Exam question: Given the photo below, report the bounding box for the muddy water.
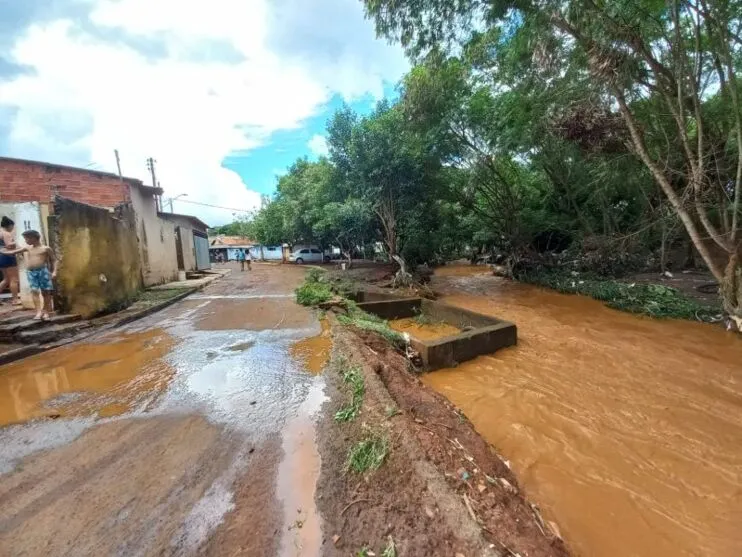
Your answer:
[290,318,332,374]
[389,318,462,341]
[425,271,742,557]
[0,329,174,426]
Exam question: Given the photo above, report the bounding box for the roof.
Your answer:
[158,212,210,230]
[0,156,146,187]
[208,235,255,247]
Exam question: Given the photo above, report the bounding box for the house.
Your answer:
[158,213,211,272]
[0,156,187,286]
[208,235,254,262]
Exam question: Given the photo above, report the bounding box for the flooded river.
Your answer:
[425,267,742,557]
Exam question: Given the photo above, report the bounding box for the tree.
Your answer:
[364,0,742,324]
[328,102,443,267]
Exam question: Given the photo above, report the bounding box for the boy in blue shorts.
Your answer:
[9,230,56,320]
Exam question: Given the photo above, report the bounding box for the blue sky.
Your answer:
[0,0,408,224]
[222,86,397,196]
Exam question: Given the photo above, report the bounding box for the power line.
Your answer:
[174,198,254,213]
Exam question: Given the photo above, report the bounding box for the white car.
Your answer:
[288,247,329,264]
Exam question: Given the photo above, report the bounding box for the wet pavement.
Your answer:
[0,263,328,556]
[426,266,742,557]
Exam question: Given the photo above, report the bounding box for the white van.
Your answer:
[288,247,328,264]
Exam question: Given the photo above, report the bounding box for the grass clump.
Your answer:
[338,303,405,348]
[295,269,333,306]
[346,432,389,473]
[382,536,397,557]
[518,270,719,320]
[335,365,365,422]
[136,288,190,304]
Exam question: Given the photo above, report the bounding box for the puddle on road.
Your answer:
[389,317,461,341]
[276,381,326,557]
[0,329,175,426]
[425,272,742,557]
[290,319,332,374]
[433,264,492,277]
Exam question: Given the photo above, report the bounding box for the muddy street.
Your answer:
[427,266,742,557]
[0,263,329,556]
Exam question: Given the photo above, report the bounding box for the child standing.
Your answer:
[10,230,56,320]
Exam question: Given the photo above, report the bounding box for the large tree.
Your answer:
[365,0,742,324]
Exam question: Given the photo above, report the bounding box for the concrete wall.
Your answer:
[0,157,136,207]
[355,294,517,371]
[129,187,178,286]
[51,196,142,318]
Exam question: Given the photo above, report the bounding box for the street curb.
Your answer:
[0,269,231,366]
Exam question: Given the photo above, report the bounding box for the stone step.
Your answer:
[0,312,38,326]
[0,314,82,342]
[17,321,92,345]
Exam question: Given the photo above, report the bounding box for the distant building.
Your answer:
[208,235,254,262]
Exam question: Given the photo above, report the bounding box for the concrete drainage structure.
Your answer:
[352,291,517,371]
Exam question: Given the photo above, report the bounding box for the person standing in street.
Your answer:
[245,248,252,271]
[238,248,246,271]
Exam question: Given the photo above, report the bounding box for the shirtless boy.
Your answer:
[11,230,56,320]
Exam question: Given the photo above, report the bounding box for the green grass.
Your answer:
[136,288,190,304]
[338,303,405,348]
[518,270,719,320]
[295,269,334,306]
[346,432,390,473]
[335,365,365,422]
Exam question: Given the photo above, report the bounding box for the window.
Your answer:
[300,249,310,254]
[267,247,276,252]
[311,249,321,254]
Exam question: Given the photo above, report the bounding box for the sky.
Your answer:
[0,0,408,225]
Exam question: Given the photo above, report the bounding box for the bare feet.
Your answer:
[33,312,43,320]
[41,312,50,321]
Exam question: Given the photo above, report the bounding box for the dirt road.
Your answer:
[0,263,328,556]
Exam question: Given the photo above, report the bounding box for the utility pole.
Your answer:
[146,157,162,211]
[114,149,123,181]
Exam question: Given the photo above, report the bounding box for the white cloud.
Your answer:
[0,0,407,225]
[307,134,329,157]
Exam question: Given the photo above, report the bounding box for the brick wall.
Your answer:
[0,158,135,207]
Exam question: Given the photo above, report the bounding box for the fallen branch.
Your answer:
[341,498,371,516]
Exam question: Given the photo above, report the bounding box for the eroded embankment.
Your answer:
[315,316,567,557]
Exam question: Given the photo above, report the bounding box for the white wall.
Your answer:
[0,202,44,308]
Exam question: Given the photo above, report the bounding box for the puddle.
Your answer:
[424,275,742,557]
[276,381,326,557]
[290,319,332,374]
[389,317,461,341]
[0,329,175,426]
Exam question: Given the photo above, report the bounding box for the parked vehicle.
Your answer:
[288,247,329,264]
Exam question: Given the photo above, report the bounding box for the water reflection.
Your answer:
[0,329,175,426]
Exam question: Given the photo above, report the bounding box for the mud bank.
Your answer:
[316,316,567,556]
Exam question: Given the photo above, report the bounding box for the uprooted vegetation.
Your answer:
[346,431,389,473]
[295,268,334,306]
[517,268,719,321]
[334,364,364,422]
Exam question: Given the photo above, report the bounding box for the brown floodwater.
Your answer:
[389,317,462,341]
[290,318,332,374]
[424,271,742,557]
[0,329,175,426]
